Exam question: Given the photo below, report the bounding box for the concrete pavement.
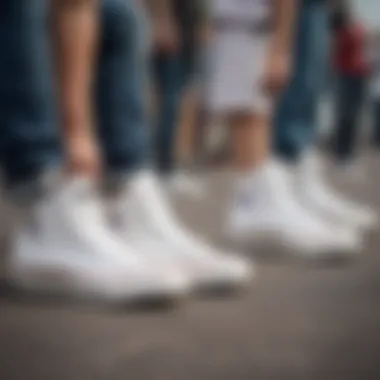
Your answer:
[0,153,380,380]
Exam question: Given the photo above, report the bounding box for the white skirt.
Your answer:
[203,30,271,115]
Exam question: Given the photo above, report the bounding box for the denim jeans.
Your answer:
[273,0,329,161]
[0,0,170,189]
[332,74,366,161]
[0,0,60,187]
[151,0,201,173]
[96,0,151,174]
[152,47,195,173]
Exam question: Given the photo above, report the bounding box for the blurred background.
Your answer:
[1,1,380,380]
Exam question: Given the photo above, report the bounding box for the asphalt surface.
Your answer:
[0,152,379,380]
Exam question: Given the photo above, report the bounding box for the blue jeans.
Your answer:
[273,0,329,161]
[332,74,366,161]
[0,0,60,187]
[152,1,199,173]
[0,0,163,189]
[152,44,197,173]
[152,52,185,173]
[96,0,151,174]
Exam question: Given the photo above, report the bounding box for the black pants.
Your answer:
[332,74,366,161]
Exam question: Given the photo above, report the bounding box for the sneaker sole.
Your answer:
[6,268,187,309]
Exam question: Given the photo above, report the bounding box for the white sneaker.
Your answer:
[109,171,253,292]
[164,172,206,199]
[228,160,361,258]
[7,177,187,303]
[298,151,378,231]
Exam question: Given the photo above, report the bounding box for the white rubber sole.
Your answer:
[7,265,188,306]
[226,224,360,262]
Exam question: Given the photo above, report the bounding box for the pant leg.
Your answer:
[273,0,329,161]
[153,51,183,173]
[96,0,151,174]
[333,75,366,161]
[180,35,199,89]
[0,0,61,187]
[373,101,380,147]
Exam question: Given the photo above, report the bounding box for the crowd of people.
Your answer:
[0,0,379,306]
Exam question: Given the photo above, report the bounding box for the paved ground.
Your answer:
[0,152,380,380]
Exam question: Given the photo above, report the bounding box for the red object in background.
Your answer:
[333,23,368,75]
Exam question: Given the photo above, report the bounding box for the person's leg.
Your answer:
[152,36,198,173]
[229,0,363,255]
[5,0,181,303]
[152,51,182,174]
[96,0,151,176]
[295,68,376,230]
[96,0,251,292]
[373,100,380,147]
[158,42,208,197]
[0,0,61,192]
[205,30,273,172]
[333,75,365,162]
[333,74,352,161]
[272,2,309,161]
[230,112,269,172]
[227,107,360,256]
[273,0,329,162]
[304,1,330,148]
[272,1,375,232]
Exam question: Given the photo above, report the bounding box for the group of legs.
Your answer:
[206,0,377,254]
[0,0,377,305]
[1,0,251,303]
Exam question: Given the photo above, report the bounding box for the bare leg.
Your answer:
[229,112,269,172]
[51,0,100,176]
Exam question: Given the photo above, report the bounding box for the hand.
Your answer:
[262,49,291,96]
[64,130,101,177]
[153,20,180,53]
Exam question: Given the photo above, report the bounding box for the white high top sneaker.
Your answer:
[7,177,186,303]
[110,171,253,292]
[228,160,361,258]
[297,151,378,231]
